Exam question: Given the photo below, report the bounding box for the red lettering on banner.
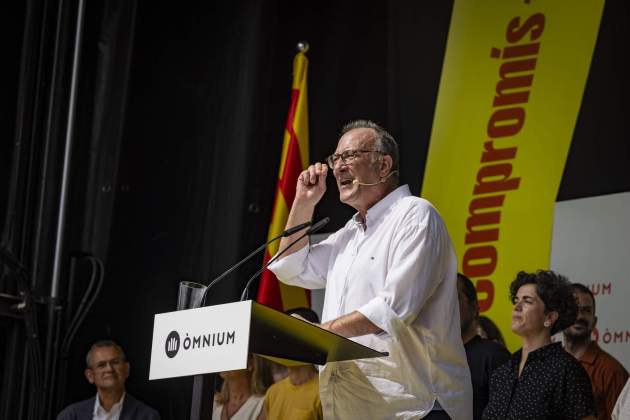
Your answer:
[481,141,518,163]
[590,283,612,295]
[493,59,536,108]
[463,13,545,312]
[473,163,521,195]
[462,246,498,277]
[465,195,505,244]
[487,107,526,138]
[594,328,630,344]
[506,14,545,43]
[476,279,495,312]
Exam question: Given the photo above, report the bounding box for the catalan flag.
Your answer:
[256,45,310,311]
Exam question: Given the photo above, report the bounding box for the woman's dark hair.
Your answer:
[509,270,578,335]
[477,315,507,348]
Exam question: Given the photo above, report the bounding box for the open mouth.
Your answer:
[339,179,354,187]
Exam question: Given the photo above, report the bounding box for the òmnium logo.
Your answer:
[165,331,180,358]
[164,329,237,359]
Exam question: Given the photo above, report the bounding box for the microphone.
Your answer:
[306,217,330,234]
[201,220,315,303]
[352,170,398,186]
[282,220,313,237]
[240,217,330,301]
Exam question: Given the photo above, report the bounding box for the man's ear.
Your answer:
[85,368,95,384]
[380,155,393,177]
[123,362,130,380]
[547,311,559,326]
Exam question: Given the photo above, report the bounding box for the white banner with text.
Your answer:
[551,192,630,370]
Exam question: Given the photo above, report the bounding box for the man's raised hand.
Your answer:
[295,162,328,207]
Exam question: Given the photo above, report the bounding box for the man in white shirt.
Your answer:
[612,379,630,420]
[269,120,472,419]
[57,340,160,420]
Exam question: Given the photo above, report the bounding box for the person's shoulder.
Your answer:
[267,377,291,393]
[124,394,160,419]
[554,346,591,379]
[595,344,629,375]
[396,195,443,224]
[399,194,433,212]
[56,397,94,420]
[488,354,514,385]
[552,343,581,365]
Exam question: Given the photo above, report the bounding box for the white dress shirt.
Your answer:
[93,392,125,420]
[612,379,630,420]
[212,395,264,420]
[270,185,472,420]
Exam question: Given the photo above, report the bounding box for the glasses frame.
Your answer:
[90,357,126,371]
[326,149,384,169]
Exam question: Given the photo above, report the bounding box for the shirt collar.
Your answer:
[511,342,563,367]
[579,341,600,365]
[528,342,562,361]
[351,185,411,229]
[94,392,126,415]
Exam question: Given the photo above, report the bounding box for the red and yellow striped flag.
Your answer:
[256,46,310,311]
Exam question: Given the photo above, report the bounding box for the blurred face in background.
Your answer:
[85,345,129,393]
[564,290,596,342]
[457,282,477,336]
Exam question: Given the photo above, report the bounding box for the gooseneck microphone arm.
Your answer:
[240,217,330,301]
[200,220,313,306]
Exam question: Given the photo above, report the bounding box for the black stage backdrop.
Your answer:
[0,0,628,419]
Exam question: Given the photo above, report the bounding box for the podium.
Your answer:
[149,300,387,419]
[149,300,387,380]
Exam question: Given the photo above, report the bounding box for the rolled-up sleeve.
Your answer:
[357,206,452,338]
[268,234,337,290]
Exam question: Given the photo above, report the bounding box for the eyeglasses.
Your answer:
[325,149,384,169]
[91,358,125,371]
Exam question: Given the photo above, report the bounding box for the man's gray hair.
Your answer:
[341,120,399,178]
[85,340,126,367]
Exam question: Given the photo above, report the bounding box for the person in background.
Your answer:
[477,315,507,349]
[260,307,322,420]
[612,378,630,420]
[563,283,629,420]
[213,354,273,420]
[269,362,289,384]
[482,270,595,420]
[57,340,160,420]
[457,273,510,420]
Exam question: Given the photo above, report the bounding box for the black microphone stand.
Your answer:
[240,217,330,301]
[198,220,313,307]
[185,218,325,420]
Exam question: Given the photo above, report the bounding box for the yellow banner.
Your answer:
[421,0,604,351]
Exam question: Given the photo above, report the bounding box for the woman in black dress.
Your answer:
[482,270,596,420]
